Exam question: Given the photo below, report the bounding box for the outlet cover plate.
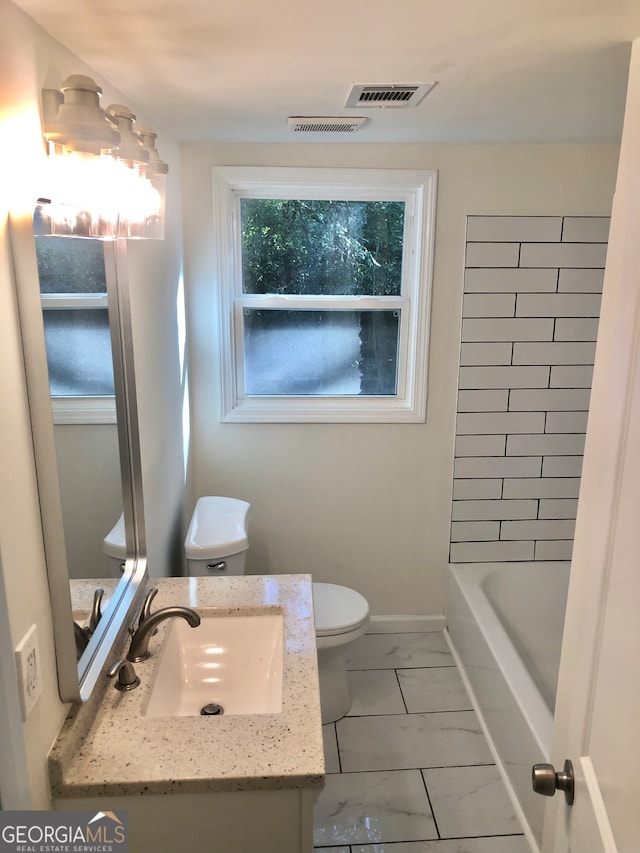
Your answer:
[15,624,42,720]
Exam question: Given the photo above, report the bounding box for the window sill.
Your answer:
[221,396,426,423]
[51,397,117,425]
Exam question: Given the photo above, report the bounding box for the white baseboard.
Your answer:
[367,614,446,633]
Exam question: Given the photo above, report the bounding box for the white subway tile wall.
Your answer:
[450,215,608,564]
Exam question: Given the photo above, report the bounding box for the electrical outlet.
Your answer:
[15,624,42,720]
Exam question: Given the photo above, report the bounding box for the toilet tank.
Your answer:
[185,496,250,577]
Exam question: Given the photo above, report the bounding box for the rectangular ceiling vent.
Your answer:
[346,83,436,109]
[287,116,367,133]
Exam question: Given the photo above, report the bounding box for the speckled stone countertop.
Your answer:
[50,574,324,799]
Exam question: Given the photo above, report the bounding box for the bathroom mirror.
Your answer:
[9,210,147,703]
[34,233,122,583]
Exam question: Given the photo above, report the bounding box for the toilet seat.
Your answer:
[313,582,369,637]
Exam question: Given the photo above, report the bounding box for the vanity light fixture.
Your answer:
[135,125,169,240]
[39,74,168,239]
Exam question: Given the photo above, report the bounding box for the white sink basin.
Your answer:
[143,611,284,718]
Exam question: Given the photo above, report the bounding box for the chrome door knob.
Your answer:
[532,759,574,806]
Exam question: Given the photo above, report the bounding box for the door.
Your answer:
[540,39,640,853]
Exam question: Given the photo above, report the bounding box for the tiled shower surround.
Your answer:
[450,215,609,563]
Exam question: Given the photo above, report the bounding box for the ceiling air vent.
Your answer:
[287,116,368,133]
[345,83,437,109]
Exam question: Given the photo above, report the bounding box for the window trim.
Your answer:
[212,166,437,423]
[40,292,116,424]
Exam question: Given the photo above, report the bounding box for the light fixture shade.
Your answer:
[107,104,149,165]
[43,75,120,155]
[137,126,169,178]
[40,76,167,239]
[136,125,169,239]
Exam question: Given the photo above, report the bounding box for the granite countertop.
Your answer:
[50,574,324,799]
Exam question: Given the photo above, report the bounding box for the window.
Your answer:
[213,167,437,423]
[35,235,116,424]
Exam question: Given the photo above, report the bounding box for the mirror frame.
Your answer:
[9,211,147,702]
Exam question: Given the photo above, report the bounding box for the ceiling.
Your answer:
[14,0,640,144]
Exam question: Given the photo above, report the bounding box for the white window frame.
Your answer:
[40,292,117,424]
[212,166,437,423]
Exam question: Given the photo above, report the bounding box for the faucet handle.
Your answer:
[138,587,159,628]
[89,588,105,633]
[73,621,90,660]
[107,659,140,691]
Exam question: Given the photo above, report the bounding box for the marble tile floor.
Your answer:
[313,631,531,853]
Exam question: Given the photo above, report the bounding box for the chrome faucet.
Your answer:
[127,606,201,662]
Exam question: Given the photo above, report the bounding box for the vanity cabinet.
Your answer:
[55,788,317,853]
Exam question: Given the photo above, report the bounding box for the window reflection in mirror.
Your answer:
[37,237,115,396]
[35,236,124,582]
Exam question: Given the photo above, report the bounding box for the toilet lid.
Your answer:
[313,582,369,637]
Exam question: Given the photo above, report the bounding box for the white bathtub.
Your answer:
[447,561,570,849]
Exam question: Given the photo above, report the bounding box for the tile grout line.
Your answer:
[338,708,486,718]
[347,664,458,671]
[324,763,497,775]
[394,666,409,714]
[419,766,442,841]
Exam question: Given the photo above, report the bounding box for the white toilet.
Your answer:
[185,496,251,576]
[185,496,370,723]
[103,512,127,576]
[313,581,370,723]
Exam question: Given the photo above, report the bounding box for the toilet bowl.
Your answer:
[186,496,370,723]
[313,582,370,723]
[103,512,127,577]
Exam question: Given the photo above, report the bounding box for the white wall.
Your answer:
[54,424,122,578]
[0,0,69,805]
[0,0,184,805]
[126,139,186,578]
[182,142,619,616]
